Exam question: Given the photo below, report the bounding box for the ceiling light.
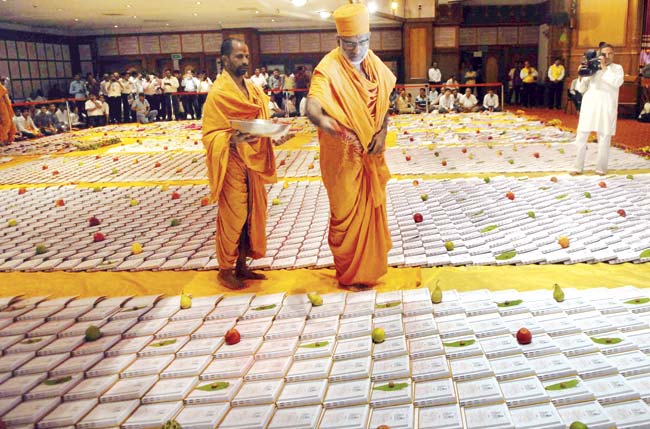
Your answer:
[132,15,137,18]
[193,12,198,16]
[165,23,170,26]
[114,25,119,28]
[57,8,63,11]
[291,0,306,6]
[196,1,201,3]
[390,1,398,11]
[126,4,131,8]
[74,18,79,21]
[255,10,259,14]
[271,18,275,22]
[318,10,331,19]
[368,2,377,13]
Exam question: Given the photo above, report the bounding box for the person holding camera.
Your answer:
[571,43,624,176]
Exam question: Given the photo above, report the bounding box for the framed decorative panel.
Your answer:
[160,34,182,53]
[118,36,140,55]
[477,27,497,45]
[79,44,92,61]
[202,33,223,53]
[459,27,477,46]
[279,33,300,53]
[181,33,203,52]
[260,34,281,53]
[498,27,518,45]
[27,42,37,59]
[299,33,321,53]
[320,32,337,51]
[97,38,119,56]
[139,36,161,54]
[382,29,403,50]
[6,41,17,59]
[434,26,457,48]
[53,44,62,59]
[16,41,27,59]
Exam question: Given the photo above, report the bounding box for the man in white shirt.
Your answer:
[107,73,123,124]
[268,99,285,118]
[428,61,442,86]
[99,95,110,125]
[482,89,500,112]
[299,95,307,117]
[131,93,158,124]
[161,69,180,121]
[197,71,212,119]
[415,88,429,113]
[15,109,41,138]
[260,66,269,82]
[519,61,538,107]
[85,93,105,127]
[119,72,133,122]
[571,43,624,175]
[268,69,284,108]
[438,89,458,113]
[181,70,200,120]
[99,74,111,97]
[428,87,439,107]
[250,68,267,88]
[459,88,478,112]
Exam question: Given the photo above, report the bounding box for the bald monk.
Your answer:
[306,3,396,289]
[202,38,289,289]
[0,79,16,144]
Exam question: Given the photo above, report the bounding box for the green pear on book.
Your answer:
[553,283,565,303]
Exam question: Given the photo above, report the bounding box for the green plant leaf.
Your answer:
[577,210,592,214]
[21,338,42,344]
[480,225,498,233]
[545,379,579,390]
[375,302,400,309]
[584,192,591,198]
[497,299,523,308]
[539,186,549,191]
[608,226,619,231]
[150,339,177,348]
[496,251,517,260]
[43,376,72,385]
[624,298,650,305]
[196,381,230,391]
[373,382,409,391]
[591,337,623,345]
[555,194,568,200]
[527,211,535,218]
[640,249,650,259]
[443,339,476,347]
[300,340,330,348]
[252,304,277,311]
[470,210,484,217]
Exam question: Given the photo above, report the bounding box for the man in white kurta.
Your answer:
[571,44,624,175]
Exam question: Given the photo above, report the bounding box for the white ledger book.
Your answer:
[507,403,564,429]
[567,352,617,379]
[255,337,298,360]
[138,336,189,357]
[542,377,595,406]
[370,379,413,407]
[219,404,275,429]
[2,397,60,425]
[324,378,371,408]
[268,404,323,429]
[319,404,370,429]
[142,377,197,403]
[462,403,515,429]
[184,378,243,405]
[442,335,482,359]
[417,404,463,429]
[0,372,47,398]
[329,356,371,382]
[294,337,335,360]
[201,356,254,380]
[372,355,411,381]
[231,379,284,406]
[36,398,97,429]
[63,374,118,401]
[411,355,451,381]
[161,355,211,379]
[450,355,494,381]
[489,353,536,381]
[286,357,332,382]
[372,335,408,360]
[582,374,640,405]
[100,375,157,403]
[245,356,293,381]
[86,354,137,378]
[408,335,445,359]
[191,319,236,338]
[414,378,457,407]
[456,377,504,407]
[25,373,83,400]
[120,354,174,378]
[528,354,577,380]
[177,337,223,358]
[603,400,650,429]
[479,335,521,358]
[555,401,615,429]
[369,404,414,429]
[105,336,152,357]
[213,337,263,359]
[276,379,328,408]
[122,401,183,429]
[499,376,549,407]
[334,337,372,361]
[175,403,229,429]
[76,400,140,429]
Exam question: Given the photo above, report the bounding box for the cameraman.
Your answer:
[571,43,624,176]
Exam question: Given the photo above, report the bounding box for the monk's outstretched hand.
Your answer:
[230,130,258,148]
[272,133,295,146]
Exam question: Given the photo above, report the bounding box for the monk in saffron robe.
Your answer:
[0,80,16,144]
[306,3,396,288]
[202,38,286,289]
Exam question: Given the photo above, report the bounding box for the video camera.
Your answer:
[578,49,602,77]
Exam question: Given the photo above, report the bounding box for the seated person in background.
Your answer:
[11,110,24,141]
[130,93,158,124]
[268,98,285,118]
[34,105,58,135]
[55,104,68,125]
[99,95,110,124]
[15,109,42,138]
[299,94,308,117]
[428,87,439,108]
[438,88,459,113]
[482,88,501,112]
[48,104,66,132]
[639,102,650,123]
[69,107,85,129]
[389,87,399,113]
[459,88,479,112]
[445,75,459,91]
[284,95,299,117]
[85,94,105,127]
[397,89,415,113]
[415,88,430,113]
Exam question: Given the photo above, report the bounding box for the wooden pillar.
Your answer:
[403,22,433,83]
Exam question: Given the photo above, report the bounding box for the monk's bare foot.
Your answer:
[218,269,246,290]
[569,171,582,176]
[340,283,372,292]
[236,268,267,280]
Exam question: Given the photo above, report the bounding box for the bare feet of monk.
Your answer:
[340,283,372,292]
[569,171,582,176]
[218,269,246,290]
[236,267,267,280]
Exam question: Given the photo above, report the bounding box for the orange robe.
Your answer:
[202,72,276,269]
[309,48,396,286]
[0,83,16,144]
